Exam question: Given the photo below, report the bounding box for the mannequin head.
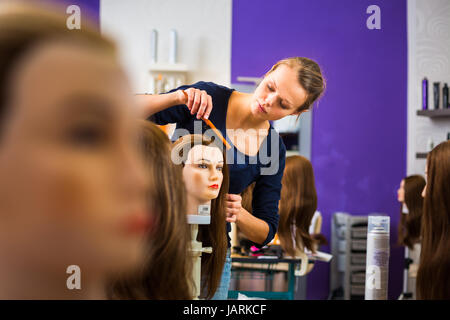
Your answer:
[172,134,225,211]
[417,140,450,299]
[241,155,323,257]
[111,121,193,300]
[279,155,318,255]
[0,3,150,298]
[172,134,228,299]
[397,175,425,249]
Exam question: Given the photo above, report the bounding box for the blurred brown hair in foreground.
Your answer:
[110,121,194,300]
[0,2,150,299]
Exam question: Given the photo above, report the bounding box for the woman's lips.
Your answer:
[258,103,267,113]
[122,211,153,235]
[209,184,219,189]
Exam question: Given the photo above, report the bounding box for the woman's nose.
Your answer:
[265,92,278,106]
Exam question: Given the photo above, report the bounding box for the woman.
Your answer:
[416,140,450,300]
[397,175,426,250]
[172,134,229,299]
[0,3,151,299]
[140,57,326,298]
[110,121,193,300]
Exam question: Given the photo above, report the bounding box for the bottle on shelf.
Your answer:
[443,83,449,109]
[433,82,440,110]
[422,77,428,110]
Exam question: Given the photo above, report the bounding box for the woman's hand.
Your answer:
[225,194,242,223]
[176,88,213,119]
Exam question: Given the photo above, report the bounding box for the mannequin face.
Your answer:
[182,144,224,204]
[397,179,405,203]
[0,42,151,277]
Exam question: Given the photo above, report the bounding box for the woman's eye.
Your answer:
[267,84,274,91]
[197,164,208,169]
[67,125,106,147]
[280,103,288,110]
[217,166,223,171]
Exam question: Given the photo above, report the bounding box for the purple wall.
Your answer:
[232,0,407,299]
[40,0,100,29]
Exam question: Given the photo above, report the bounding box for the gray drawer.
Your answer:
[351,272,366,284]
[351,227,367,239]
[351,284,365,296]
[351,239,367,251]
[351,253,366,265]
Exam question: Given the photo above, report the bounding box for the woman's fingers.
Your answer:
[182,88,213,119]
[226,201,241,209]
[196,90,208,119]
[226,193,242,202]
[204,94,213,119]
[184,88,194,110]
[190,89,202,115]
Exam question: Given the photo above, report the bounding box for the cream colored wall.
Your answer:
[100,0,232,93]
[408,0,450,175]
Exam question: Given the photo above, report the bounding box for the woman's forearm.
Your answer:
[235,208,269,245]
[136,91,181,119]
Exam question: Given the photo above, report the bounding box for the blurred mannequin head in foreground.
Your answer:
[0,3,151,299]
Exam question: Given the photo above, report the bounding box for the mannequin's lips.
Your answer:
[209,184,219,189]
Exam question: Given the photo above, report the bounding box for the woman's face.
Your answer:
[182,144,224,204]
[397,179,405,203]
[0,41,151,277]
[251,64,308,121]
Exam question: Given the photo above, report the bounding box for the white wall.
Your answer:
[408,0,450,175]
[100,0,232,93]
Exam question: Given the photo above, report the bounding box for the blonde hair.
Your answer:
[265,57,326,112]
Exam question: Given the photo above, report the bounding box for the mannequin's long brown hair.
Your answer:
[110,121,193,299]
[172,134,228,299]
[241,155,321,256]
[397,175,425,250]
[278,155,318,256]
[417,140,450,300]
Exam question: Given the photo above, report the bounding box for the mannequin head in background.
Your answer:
[417,140,450,300]
[172,134,228,299]
[397,175,426,250]
[111,121,193,300]
[278,155,320,256]
[241,155,325,257]
[0,3,150,298]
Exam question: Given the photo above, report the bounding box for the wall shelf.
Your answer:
[417,109,450,118]
[416,152,428,159]
[148,63,188,72]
